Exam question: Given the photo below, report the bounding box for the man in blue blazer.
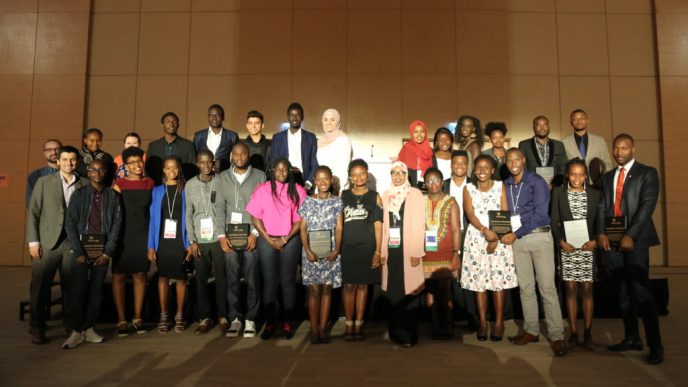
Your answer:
[269,102,318,189]
[597,133,663,364]
[192,104,238,173]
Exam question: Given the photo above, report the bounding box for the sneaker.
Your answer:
[260,323,275,340]
[281,322,295,340]
[243,320,256,338]
[62,331,84,349]
[84,327,104,343]
[226,318,242,338]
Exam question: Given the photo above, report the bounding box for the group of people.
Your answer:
[25,102,664,364]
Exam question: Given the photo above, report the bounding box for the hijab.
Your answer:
[318,108,342,148]
[386,160,412,214]
[397,120,433,174]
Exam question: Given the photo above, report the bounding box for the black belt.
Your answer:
[529,226,551,234]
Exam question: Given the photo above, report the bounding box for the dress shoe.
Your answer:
[194,319,211,335]
[607,338,643,352]
[551,340,567,357]
[31,329,47,345]
[646,347,664,365]
[218,318,230,334]
[509,332,539,345]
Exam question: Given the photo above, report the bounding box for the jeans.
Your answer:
[226,249,259,321]
[257,236,302,322]
[70,260,108,332]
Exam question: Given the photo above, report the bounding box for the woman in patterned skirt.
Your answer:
[460,155,518,341]
[551,158,602,350]
[299,166,344,344]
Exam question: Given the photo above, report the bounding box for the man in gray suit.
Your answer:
[518,115,568,187]
[26,145,88,344]
[562,109,613,181]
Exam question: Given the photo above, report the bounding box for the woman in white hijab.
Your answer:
[317,108,352,194]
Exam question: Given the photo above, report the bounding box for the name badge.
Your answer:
[425,230,438,251]
[230,212,243,224]
[417,170,424,182]
[510,215,522,232]
[389,227,401,248]
[164,219,177,239]
[200,217,214,242]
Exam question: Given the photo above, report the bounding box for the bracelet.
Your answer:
[281,236,287,243]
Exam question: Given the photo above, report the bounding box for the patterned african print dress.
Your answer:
[560,190,594,282]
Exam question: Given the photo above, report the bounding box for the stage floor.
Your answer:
[1,266,686,386]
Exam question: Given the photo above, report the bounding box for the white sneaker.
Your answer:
[84,327,104,343]
[226,318,242,338]
[62,331,84,349]
[243,320,256,338]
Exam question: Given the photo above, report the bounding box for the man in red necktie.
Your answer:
[598,134,663,364]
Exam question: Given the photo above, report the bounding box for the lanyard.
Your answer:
[509,182,524,215]
[534,138,548,166]
[201,178,215,217]
[165,185,178,220]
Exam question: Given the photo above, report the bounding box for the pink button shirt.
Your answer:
[246,181,306,236]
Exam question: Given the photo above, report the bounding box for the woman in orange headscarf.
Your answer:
[398,120,434,189]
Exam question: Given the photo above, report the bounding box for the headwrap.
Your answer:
[397,120,433,174]
[385,160,412,214]
[318,108,342,148]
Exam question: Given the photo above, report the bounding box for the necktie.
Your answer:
[578,139,587,160]
[614,167,625,217]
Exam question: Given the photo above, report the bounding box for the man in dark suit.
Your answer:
[26,145,89,344]
[146,112,197,185]
[518,115,567,187]
[597,133,663,364]
[192,104,238,173]
[269,102,318,189]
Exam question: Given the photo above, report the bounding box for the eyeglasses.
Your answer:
[87,168,106,174]
[390,171,407,176]
[425,178,443,184]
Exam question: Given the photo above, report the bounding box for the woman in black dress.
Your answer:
[112,147,154,336]
[340,159,383,341]
[147,156,191,334]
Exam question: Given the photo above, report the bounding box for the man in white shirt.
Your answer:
[192,104,239,173]
[269,102,319,189]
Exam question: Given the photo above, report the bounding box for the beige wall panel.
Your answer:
[292,10,347,74]
[101,139,123,157]
[557,13,608,75]
[189,12,239,75]
[650,202,665,266]
[92,0,141,13]
[0,202,27,266]
[192,0,239,11]
[134,76,189,140]
[347,0,401,9]
[231,74,292,137]
[457,74,510,128]
[86,75,137,137]
[238,10,292,74]
[239,0,293,9]
[609,77,659,141]
[294,0,346,9]
[88,13,140,75]
[291,74,347,131]
[456,0,555,12]
[655,13,688,76]
[38,0,91,12]
[30,75,86,139]
[555,0,604,13]
[456,10,508,74]
[141,0,191,12]
[0,13,37,75]
[607,14,656,76]
[0,140,29,203]
[347,74,402,158]
[605,0,652,14]
[655,0,688,13]
[187,75,237,132]
[401,0,453,9]
[402,74,458,132]
[662,140,688,205]
[558,76,612,141]
[348,10,402,73]
[0,76,33,139]
[0,0,38,12]
[509,75,560,143]
[138,13,191,75]
[658,76,688,141]
[402,10,456,74]
[665,204,688,266]
[508,12,558,75]
[633,139,663,202]
[34,13,89,75]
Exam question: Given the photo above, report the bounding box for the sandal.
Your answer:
[116,321,129,337]
[353,320,365,341]
[132,318,146,334]
[174,313,185,333]
[158,313,169,334]
[344,320,354,342]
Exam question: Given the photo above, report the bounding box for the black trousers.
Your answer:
[605,247,662,349]
[195,242,228,321]
[388,294,420,345]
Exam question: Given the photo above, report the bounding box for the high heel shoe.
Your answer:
[477,322,488,341]
[490,322,504,342]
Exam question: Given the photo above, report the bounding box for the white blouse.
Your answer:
[317,135,352,191]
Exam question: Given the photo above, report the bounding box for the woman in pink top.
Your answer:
[247,157,306,340]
